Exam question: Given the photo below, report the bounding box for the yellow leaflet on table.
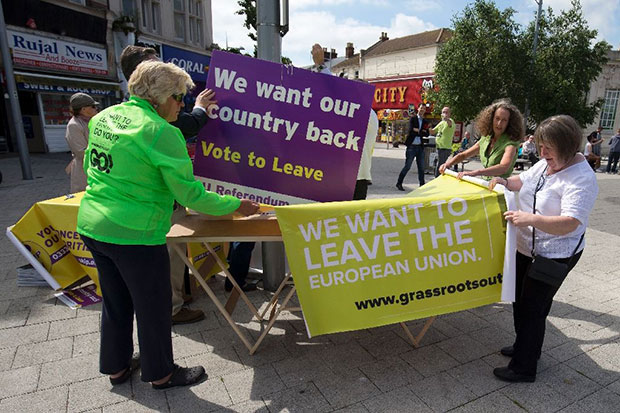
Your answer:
[10,192,101,294]
[275,174,507,337]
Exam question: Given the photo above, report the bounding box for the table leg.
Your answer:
[400,316,436,348]
[201,241,263,322]
[171,243,255,352]
[250,285,297,355]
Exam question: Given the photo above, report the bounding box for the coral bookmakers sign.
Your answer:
[370,77,434,111]
[8,30,107,75]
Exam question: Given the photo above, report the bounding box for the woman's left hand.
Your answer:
[457,170,477,180]
[504,210,535,227]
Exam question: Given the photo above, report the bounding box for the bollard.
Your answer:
[261,241,286,291]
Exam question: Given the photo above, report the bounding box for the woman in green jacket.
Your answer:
[77,61,259,389]
[439,99,524,179]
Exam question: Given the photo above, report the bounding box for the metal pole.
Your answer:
[257,0,281,63]
[523,0,543,131]
[0,1,33,179]
[257,0,285,291]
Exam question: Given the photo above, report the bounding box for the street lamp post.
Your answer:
[256,0,289,291]
[523,0,543,131]
[0,1,33,180]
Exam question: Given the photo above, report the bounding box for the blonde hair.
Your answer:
[128,61,194,105]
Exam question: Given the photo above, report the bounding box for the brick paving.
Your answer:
[0,149,618,412]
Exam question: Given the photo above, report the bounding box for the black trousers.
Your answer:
[353,179,370,200]
[81,235,174,382]
[509,251,582,375]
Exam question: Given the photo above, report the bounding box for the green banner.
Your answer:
[275,175,507,337]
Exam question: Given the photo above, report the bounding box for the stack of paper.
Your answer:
[16,264,50,287]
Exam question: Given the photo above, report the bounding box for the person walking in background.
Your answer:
[590,126,604,157]
[439,99,523,179]
[396,103,429,190]
[431,106,455,177]
[65,93,98,193]
[584,134,601,170]
[77,61,259,389]
[606,128,620,174]
[120,44,217,324]
[489,115,597,383]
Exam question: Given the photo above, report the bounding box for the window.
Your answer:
[122,0,136,16]
[68,0,86,5]
[600,89,620,130]
[151,1,161,33]
[173,0,186,41]
[140,0,161,34]
[188,0,204,45]
[41,94,71,126]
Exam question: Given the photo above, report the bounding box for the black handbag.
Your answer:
[527,167,584,288]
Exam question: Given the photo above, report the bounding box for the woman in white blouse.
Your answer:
[489,115,598,383]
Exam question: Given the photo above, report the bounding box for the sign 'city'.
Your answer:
[8,30,108,75]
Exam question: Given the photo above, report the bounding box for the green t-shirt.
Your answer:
[77,97,241,245]
[478,133,520,179]
[432,119,456,150]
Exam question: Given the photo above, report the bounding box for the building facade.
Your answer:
[110,0,213,94]
[1,0,118,153]
[0,0,213,153]
[586,50,620,156]
[333,29,456,147]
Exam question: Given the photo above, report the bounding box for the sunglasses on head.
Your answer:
[171,93,185,102]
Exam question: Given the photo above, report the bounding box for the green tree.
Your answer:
[430,0,530,122]
[236,0,257,42]
[431,0,609,128]
[524,1,610,127]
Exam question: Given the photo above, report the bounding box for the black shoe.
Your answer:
[500,345,514,357]
[110,353,140,385]
[396,184,405,191]
[493,366,535,383]
[152,364,207,390]
[500,345,540,359]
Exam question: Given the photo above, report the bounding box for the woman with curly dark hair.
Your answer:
[439,99,524,179]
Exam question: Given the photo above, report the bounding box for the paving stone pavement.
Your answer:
[0,150,618,412]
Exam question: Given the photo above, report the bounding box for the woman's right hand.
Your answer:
[236,199,260,216]
[438,163,448,175]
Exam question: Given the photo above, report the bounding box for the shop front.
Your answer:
[5,27,119,153]
[14,73,120,153]
[370,75,462,171]
[370,75,436,145]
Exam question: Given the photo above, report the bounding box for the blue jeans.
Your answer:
[397,144,425,186]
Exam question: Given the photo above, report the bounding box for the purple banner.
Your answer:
[193,51,375,204]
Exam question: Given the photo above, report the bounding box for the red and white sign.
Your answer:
[8,30,107,76]
[369,77,434,111]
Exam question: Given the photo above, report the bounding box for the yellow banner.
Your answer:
[275,175,507,337]
[9,193,100,293]
[187,242,228,285]
[9,194,226,297]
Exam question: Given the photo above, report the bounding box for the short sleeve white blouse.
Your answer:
[516,157,598,258]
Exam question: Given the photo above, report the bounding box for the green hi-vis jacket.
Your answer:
[77,97,240,245]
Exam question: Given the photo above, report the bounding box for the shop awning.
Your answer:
[14,71,121,97]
